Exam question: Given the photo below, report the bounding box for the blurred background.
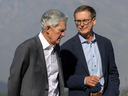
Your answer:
[0,0,128,96]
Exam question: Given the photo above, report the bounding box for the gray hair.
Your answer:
[40,9,68,32]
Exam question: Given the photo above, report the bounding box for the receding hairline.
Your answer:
[74,5,96,19]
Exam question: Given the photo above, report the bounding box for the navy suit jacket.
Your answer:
[8,35,65,96]
[60,33,120,96]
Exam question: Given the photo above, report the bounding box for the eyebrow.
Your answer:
[59,28,66,32]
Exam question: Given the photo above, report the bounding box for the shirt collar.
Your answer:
[78,32,96,44]
[38,32,55,50]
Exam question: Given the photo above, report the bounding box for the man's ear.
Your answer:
[46,25,51,34]
[93,18,96,26]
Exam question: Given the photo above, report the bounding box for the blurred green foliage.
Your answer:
[120,90,128,96]
[0,93,7,96]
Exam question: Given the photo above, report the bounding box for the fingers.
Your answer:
[85,76,101,87]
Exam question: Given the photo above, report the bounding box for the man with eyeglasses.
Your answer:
[60,5,119,96]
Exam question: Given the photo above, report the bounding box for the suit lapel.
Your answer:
[95,34,105,76]
[35,36,48,81]
[54,45,64,95]
[73,34,90,75]
[54,45,64,83]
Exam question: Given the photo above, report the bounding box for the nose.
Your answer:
[61,32,65,37]
[80,21,84,26]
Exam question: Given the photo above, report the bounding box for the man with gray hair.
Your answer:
[8,9,68,96]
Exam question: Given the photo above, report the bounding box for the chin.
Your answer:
[79,32,88,35]
[56,41,60,44]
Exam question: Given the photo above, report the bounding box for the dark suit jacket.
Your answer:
[60,33,120,96]
[8,35,65,96]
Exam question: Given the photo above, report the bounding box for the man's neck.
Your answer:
[81,31,94,42]
[41,31,54,46]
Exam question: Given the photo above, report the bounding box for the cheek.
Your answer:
[89,25,93,29]
[76,24,79,28]
[76,26,80,30]
[54,33,61,40]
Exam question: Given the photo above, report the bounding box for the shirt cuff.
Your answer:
[84,77,86,85]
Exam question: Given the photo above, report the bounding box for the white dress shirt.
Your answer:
[39,32,59,96]
[78,33,104,92]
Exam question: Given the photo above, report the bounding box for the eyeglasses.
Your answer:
[74,19,92,25]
